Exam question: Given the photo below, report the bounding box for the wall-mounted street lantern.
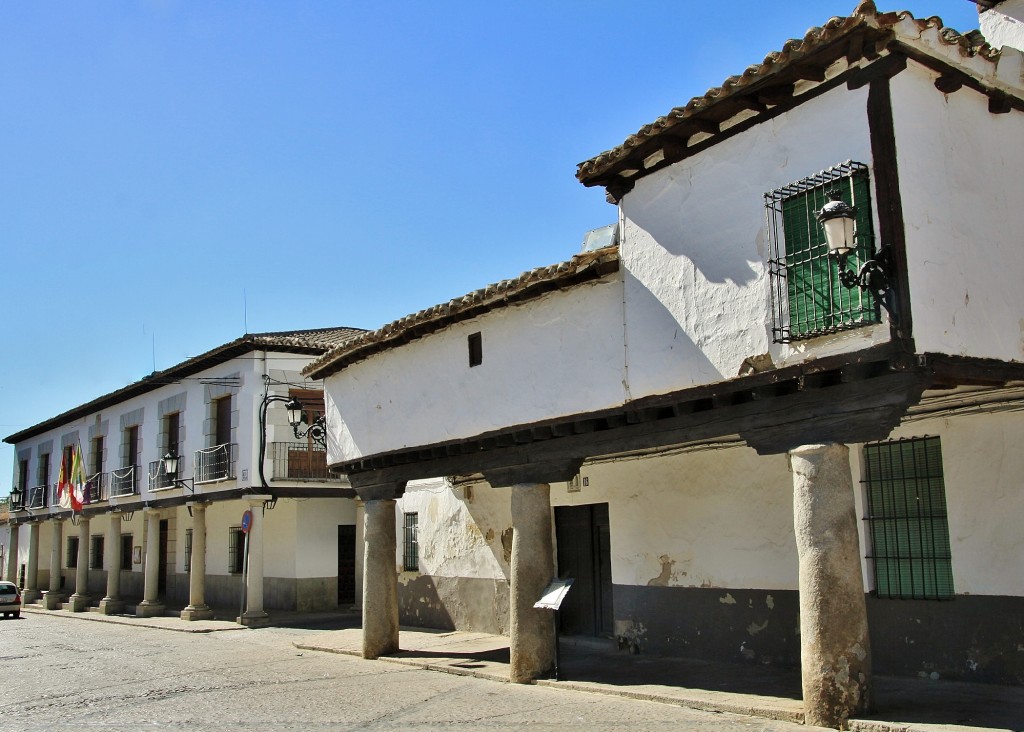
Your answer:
[284,397,326,449]
[817,194,897,321]
[162,451,195,493]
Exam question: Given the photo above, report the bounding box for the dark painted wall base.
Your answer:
[867,594,1024,685]
[612,585,1024,685]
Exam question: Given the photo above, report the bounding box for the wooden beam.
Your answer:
[989,91,1012,114]
[756,84,795,106]
[934,73,963,94]
[687,118,719,135]
[792,64,828,82]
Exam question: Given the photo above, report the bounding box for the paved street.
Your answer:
[0,613,816,732]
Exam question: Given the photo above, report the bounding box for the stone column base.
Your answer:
[237,610,271,627]
[136,600,166,618]
[21,589,42,604]
[181,604,214,621]
[42,591,65,610]
[98,598,124,615]
[67,593,91,612]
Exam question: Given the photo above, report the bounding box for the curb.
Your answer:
[21,605,246,634]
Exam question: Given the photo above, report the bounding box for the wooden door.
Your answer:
[554,503,613,637]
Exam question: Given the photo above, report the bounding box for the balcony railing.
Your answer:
[148,460,176,490]
[269,442,335,482]
[195,443,237,484]
[109,466,139,497]
[84,473,107,504]
[27,484,49,509]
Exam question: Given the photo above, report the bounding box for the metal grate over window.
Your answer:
[766,160,880,342]
[229,527,245,574]
[403,512,419,572]
[863,436,954,600]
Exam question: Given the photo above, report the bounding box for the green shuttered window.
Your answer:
[766,161,880,342]
[863,436,954,600]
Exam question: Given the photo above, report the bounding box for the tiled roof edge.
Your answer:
[4,326,364,445]
[576,1,1007,186]
[305,246,621,380]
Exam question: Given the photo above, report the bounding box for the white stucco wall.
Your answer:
[557,446,799,590]
[892,62,1024,363]
[981,0,1024,52]
[293,497,356,579]
[327,278,627,459]
[325,78,899,462]
[620,80,883,398]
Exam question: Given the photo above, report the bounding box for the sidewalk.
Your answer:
[294,627,1024,732]
[21,604,1023,731]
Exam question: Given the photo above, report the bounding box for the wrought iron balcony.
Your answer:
[269,442,336,482]
[148,459,177,490]
[27,484,49,509]
[109,466,139,497]
[195,443,237,484]
[84,473,107,504]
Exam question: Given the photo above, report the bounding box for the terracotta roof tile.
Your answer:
[576,1,1005,188]
[305,246,620,380]
[4,326,365,444]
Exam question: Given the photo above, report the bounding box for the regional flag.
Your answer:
[57,450,73,510]
[69,443,86,512]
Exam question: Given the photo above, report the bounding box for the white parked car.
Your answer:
[0,581,21,619]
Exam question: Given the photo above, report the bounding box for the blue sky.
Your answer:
[0,1,982,489]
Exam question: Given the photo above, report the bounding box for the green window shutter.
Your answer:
[864,436,955,600]
[766,161,880,342]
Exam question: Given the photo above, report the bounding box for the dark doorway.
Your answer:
[158,519,169,595]
[555,503,613,637]
[338,525,356,606]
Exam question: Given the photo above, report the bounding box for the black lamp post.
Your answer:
[817,193,897,320]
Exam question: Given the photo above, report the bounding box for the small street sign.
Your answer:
[240,510,253,534]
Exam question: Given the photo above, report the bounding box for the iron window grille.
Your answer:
[184,528,193,573]
[90,535,104,570]
[403,512,419,572]
[228,527,245,574]
[766,160,880,342]
[863,435,954,600]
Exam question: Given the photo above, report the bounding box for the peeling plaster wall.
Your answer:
[893,62,1024,363]
[395,477,511,634]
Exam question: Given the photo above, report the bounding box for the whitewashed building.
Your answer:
[307,2,1024,727]
[3,327,363,624]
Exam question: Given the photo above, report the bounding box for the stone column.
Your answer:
[23,522,41,603]
[354,499,365,609]
[69,516,91,612]
[43,519,65,609]
[509,482,556,683]
[239,497,270,626]
[790,443,872,728]
[361,498,398,659]
[137,509,165,618]
[5,522,19,584]
[182,502,213,621]
[99,512,124,614]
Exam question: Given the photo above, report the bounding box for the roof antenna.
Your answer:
[152,333,157,374]
[244,288,249,334]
